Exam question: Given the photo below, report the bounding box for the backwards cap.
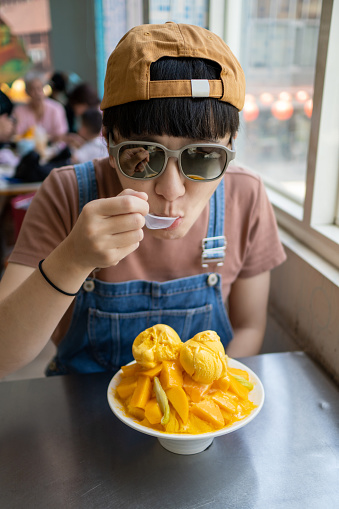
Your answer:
[101,22,245,111]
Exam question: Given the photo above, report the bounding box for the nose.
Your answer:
[154,157,185,201]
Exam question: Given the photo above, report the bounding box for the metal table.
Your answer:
[1,352,338,509]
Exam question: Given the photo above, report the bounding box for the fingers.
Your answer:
[107,240,142,266]
[76,221,144,269]
[103,210,146,235]
[90,192,149,219]
[64,133,85,148]
[118,188,149,201]
[68,191,149,271]
[119,148,149,175]
[94,228,144,252]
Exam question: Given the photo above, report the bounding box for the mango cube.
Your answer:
[139,364,162,377]
[160,360,183,390]
[121,363,141,377]
[130,375,152,409]
[166,386,189,424]
[116,376,137,399]
[210,392,237,414]
[190,399,225,429]
[228,374,250,400]
[145,399,163,424]
[183,373,211,403]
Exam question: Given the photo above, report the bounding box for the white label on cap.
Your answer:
[191,79,210,98]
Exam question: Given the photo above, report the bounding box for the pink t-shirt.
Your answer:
[9,158,286,345]
[13,98,68,138]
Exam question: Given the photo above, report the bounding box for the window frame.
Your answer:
[211,0,339,270]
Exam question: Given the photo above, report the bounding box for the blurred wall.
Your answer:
[49,0,98,93]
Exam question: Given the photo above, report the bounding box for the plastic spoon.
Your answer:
[145,213,179,229]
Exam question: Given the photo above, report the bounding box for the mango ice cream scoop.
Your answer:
[132,324,183,369]
[179,330,227,384]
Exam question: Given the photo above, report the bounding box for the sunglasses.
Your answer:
[109,134,236,182]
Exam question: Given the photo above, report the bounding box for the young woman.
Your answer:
[0,22,285,377]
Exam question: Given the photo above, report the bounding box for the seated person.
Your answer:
[0,114,15,144]
[0,23,286,379]
[0,91,15,144]
[13,74,68,143]
[71,109,107,163]
[49,72,68,105]
[65,83,100,133]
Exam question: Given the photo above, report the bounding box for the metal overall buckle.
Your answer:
[201,235,227,268]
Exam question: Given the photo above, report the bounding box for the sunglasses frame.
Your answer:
[108,133,236,182]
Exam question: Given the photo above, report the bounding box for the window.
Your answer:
[30,33,41,44]
[211,0,339,269]
[148,0,209,26]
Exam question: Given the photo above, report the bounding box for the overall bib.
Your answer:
[46,161,233,375]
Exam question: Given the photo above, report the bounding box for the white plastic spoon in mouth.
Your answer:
[145,214,179,230]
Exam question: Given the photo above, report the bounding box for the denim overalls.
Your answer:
[46,161,233,375]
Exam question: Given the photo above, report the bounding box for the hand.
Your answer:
[119,147,150,176]
[63,132,85,148]
[65,189,149,272]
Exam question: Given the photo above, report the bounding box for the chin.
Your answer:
[149,227,187,240]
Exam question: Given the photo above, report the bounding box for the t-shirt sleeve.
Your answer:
[8,166,79,268]
[234,174,286,278]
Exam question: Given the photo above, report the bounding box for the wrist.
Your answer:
[38,260,80,296]
[42,245,94,296]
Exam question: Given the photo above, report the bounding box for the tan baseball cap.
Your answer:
[101,22,245,111]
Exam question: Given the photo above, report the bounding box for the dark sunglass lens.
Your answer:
[118,144,166,179]
[181,147,227,180]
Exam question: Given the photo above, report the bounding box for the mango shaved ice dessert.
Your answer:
[115,324,257,435]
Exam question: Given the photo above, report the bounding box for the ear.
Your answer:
[105,130,115,168]
[108,154,116,169]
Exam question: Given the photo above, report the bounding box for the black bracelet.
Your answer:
[38,259,79,297]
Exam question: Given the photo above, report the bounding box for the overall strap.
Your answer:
[74,161,98,214]
[202,178,226,267]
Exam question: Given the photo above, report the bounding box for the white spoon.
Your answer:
[145,214,179,229]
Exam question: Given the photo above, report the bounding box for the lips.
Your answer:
[164,217,182,230]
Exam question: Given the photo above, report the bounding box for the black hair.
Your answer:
[50,72,67,93]
[102,57,239,141]
[67,83,100,107]
[0,90,13,116]
[81,108,102,135]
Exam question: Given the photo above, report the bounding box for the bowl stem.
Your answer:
[157,437,214,455]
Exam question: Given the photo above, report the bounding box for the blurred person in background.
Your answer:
[0,114,15,144]
[49,72,68,105]
[0,90,15,144]
[65,83,101,134]
[13,74,68,143]
[70,108,107,163]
